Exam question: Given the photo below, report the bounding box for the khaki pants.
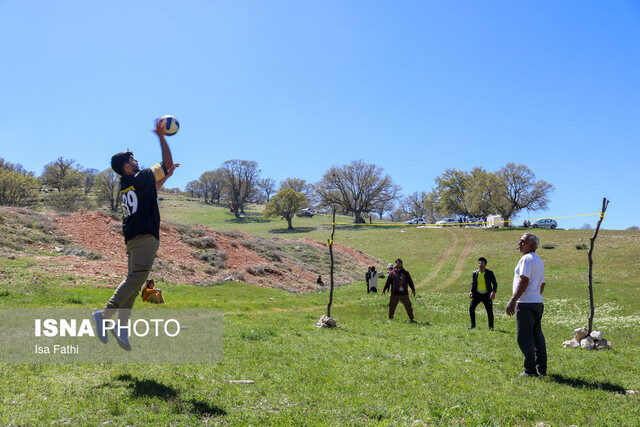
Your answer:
[105,234,159,316]
[389,294,414,320]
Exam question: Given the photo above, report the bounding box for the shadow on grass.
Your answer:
[113,374,226,416]
[269,227,316,234]
[548,373,626,394]
[225,213,271,224]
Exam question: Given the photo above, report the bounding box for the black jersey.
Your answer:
[119,162,168,243]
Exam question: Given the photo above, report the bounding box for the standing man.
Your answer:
[468,257,498,330]
[382,258,416,322]
[506,233,547,377]
[93,119,179,351]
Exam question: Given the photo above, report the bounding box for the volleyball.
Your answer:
[159,115,180,136]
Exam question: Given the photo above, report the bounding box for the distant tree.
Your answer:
[257,177,276,203]
[401,191,441,223]
[263,188,308,230]
[95,169,121,212]
[0,158,29,175]
[434,168,472,217]
[314,160,401,224]
[465,167,502,218]
[280,177,314,199]
[580,223,593,230]
[185,180,204,199]
[493,163,554,227]
[0,168,38,207]
[372,199,395,220]
[432,163,553,226]
[221,159,261,217]
[82,168,98,195]
[199,169,225,204]
[41,157,83,191]
[404,192,428,219]
[627,226,639,231]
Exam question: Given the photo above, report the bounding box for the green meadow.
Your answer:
[1,197,639,425]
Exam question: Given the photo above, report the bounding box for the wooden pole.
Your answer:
[327,209,336,318]
[588,197,609,333]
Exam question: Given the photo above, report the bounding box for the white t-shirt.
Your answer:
[513,252,545,303]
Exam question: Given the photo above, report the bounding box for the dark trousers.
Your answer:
[389,294,413,320]
[516,303,547,375]
[469,291,494,328]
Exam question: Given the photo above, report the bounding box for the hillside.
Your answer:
[0,207,380,292]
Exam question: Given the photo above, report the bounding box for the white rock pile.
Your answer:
[562,327,611,350]
[316,315,339,328]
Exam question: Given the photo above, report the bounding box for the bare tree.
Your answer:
[82,168,98,195]
[258,177,276,203]
[95,169,121,212]
[221,159,261,217]
[199,169,225,204]
[314,160,400,224]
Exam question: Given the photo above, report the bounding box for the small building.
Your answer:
[486,214,504,228]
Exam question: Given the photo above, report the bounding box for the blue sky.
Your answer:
[2,1,639,229]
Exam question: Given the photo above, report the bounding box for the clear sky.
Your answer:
[2,1,639,230]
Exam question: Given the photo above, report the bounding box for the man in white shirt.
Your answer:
[506,233,547,377]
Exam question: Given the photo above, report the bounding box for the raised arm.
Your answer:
[154,119,174,171]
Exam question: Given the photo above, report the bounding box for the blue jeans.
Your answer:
[516,302,547,375]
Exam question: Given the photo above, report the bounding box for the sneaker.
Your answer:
[409,319,418,324]
[489,327,494,331]
[92,310,108,344]
[467,326,475,330]
[519,371,538,377]
[110,326,131,351]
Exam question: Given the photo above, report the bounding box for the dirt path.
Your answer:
[418,228,473,291]
[433,229,473,290]
[417,228,457,288]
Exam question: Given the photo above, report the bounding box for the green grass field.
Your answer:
[1,198,639,425]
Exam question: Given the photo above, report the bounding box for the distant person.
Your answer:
[507,233,547,377]
[365,266,372,293]
[468,257,497,330]
[93,119,179,351]
[368,266,378,293]
[386,263,394,278]
[382,259,416,321]
[316,275,324,286]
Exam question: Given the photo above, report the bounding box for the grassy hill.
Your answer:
[0,195,639,425]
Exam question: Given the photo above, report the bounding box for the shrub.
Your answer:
[196,250,227,269]
[184,236,217,249]
[63,245,103,260]
[576,243,588,250]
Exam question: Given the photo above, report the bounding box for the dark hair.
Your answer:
[478,257,487,264]
[395,258,403,264]
[111,151,133,176]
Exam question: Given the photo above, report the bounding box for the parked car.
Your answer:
[436,218,457,226]
[404,218,426,225]
[531,219,557,229]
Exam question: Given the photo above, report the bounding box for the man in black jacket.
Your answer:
[468,257,497,330]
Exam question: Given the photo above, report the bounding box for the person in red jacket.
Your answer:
[382,258,416,321]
